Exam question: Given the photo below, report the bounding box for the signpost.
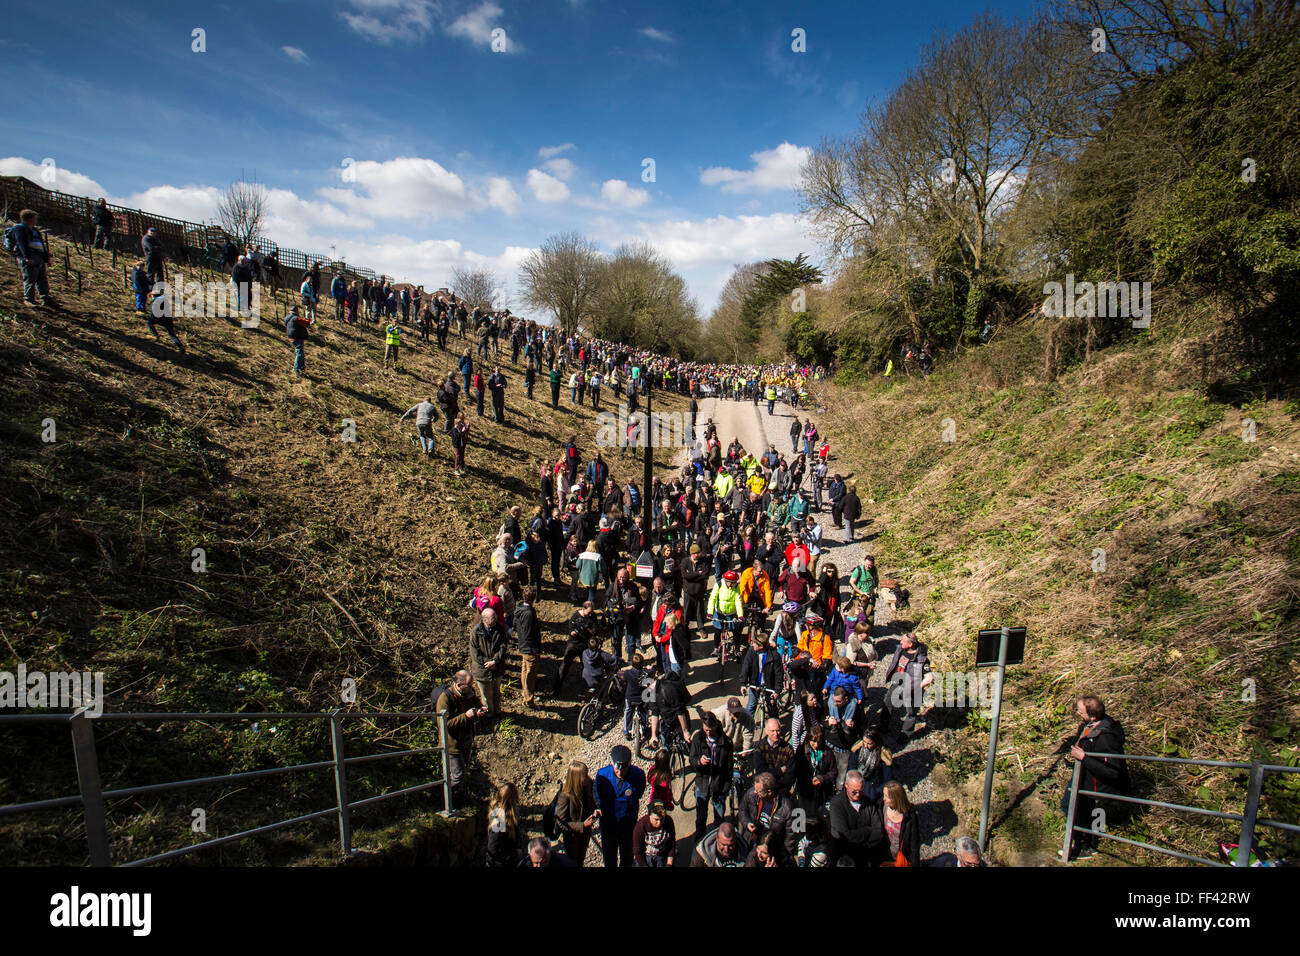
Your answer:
[976,626,1026,851]
[641,374,653,534]
[634,550,656,581]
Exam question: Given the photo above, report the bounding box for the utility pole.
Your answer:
[642,372,653,533]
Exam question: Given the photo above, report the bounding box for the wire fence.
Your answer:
[0,175,382,291]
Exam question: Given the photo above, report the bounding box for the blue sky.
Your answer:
[0,0,1039,312]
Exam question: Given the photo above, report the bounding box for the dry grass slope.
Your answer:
[0,233,685,864]
[810,321,1300,865]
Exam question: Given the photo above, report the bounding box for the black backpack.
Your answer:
[542,788,561,840]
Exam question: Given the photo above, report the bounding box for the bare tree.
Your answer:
[517,232,605,337]
[217,180,269,252]
[451,266,500,310]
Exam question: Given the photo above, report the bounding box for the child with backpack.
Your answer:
[6,209,54,307]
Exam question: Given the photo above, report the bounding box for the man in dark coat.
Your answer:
[1063,695,1131,860]
[141,227,166,284]
[841,481,863,541]
[92,198,113,249]
[515,587,541,708]
[468,608,509,717]
[828,770,886,866]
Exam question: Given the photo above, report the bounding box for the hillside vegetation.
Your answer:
[0,237,684,864]
[809,313,1300,864]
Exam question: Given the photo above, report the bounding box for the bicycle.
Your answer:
[655,716,696,811]
[631,700,654,760]
[742,603,769,649]
[715,614,744,668]
[743,683,787,727]
[729,747,754,816]
[577,663,624,740]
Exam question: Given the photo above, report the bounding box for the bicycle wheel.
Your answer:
[672,743,696,810]
[577,699,599,740]
[776,663,795,711]
[632,717,648,760]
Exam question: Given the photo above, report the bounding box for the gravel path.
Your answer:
[554,395,959,865]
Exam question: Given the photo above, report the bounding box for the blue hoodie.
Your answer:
[822,665,863,703]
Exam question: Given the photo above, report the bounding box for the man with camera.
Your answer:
[434,670,488,803]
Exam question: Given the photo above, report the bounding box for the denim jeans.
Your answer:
[292,342,306,373]
[20,259,49,300]
[828,696,857,723]
[695,789,727,836]
[417,422,435,454]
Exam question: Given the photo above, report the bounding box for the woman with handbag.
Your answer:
[880,780,921,867]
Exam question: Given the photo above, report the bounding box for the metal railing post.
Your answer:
[1060,759,1082,862]
[69,712,111,867]
[1236,762,1265,867]
[329,710,352,856]
[438,711,453,812]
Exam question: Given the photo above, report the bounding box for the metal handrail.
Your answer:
[1061,750,1298,866]
[0,708,453,866]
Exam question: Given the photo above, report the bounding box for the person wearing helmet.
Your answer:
[792,611,834,696]
[708,569,746,661]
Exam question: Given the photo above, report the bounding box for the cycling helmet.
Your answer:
[782,601,799,614]
[723,570,739,582]
[805,612,824,625]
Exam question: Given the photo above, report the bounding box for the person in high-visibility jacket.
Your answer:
[384,321,401,369]
[765,384,778,415]
[746,470,767,497]
[707,569,745,660]
[713,468,735,501]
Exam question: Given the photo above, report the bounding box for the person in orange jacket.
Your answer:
[792,611,833,696]
[739,559,774,612]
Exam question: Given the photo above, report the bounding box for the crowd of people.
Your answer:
[418,341,1005,866]
[8,206,1128,868]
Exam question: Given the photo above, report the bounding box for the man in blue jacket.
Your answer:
[595,745,645,867]
[331,273,347,323]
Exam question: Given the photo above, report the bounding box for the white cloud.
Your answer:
[538,143,575,159]
[699,142,812,193]
[281,45,309,64]
[626,211,806,270]
[320,156,474,220]
[0,156,110,199]
[339,0,438,44]
[447,2,521,53]
[526,168,570,203]
[540,157,575,181]
[119,184,223,224]
[639,27,675,43]
[599,179,650,209]
[613,211,810,309]
[356,236,536,289]
[484,176,521,215]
